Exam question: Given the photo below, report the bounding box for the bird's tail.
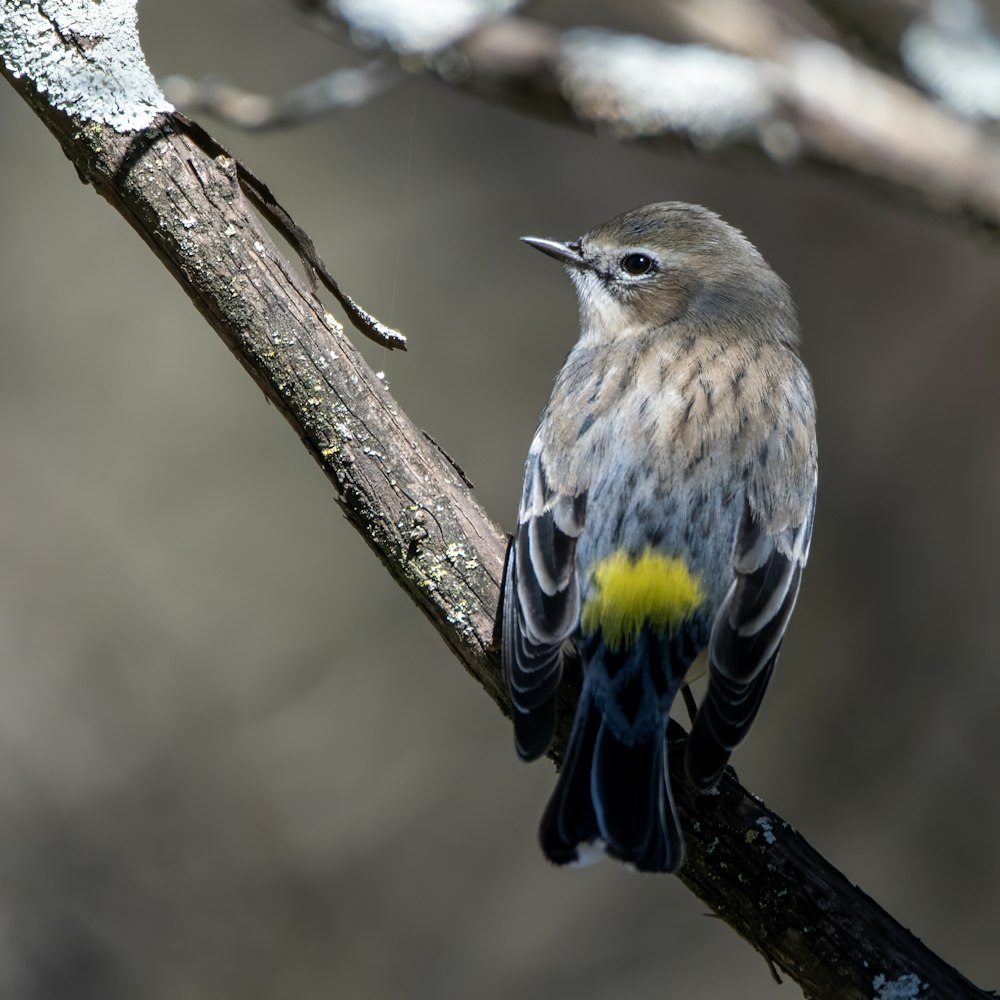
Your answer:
[538,681,684,873]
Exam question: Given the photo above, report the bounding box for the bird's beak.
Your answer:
[520,236,584,267]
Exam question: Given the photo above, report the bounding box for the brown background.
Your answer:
[1,1,998,997]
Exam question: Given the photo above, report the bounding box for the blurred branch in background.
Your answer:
[166,0,1000,231]
[161,61,402,129]
[810,0,1000,117]
[2,1,997,998]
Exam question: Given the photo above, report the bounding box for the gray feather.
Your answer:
[502,451,586,760]
[686,488,816,789]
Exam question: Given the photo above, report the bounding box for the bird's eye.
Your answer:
[621,252,656,276]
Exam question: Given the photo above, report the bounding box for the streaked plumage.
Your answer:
[502,202,817,873]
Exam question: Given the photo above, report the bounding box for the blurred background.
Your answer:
[1,0,999,997]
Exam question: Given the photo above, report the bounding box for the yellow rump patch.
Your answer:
[581,549,705,650]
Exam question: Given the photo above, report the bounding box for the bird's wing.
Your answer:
[685,477,817,789]
[502,448,587,761]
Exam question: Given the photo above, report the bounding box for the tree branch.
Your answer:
[172,2,1000,232]
[161,62,401,131]
[290,2,1000,234]
[805,0,1000,122]
[1,3,994,997]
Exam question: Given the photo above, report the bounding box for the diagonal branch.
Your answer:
[0,3,994,998]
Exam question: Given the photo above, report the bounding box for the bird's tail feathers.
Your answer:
[538,682,684,873]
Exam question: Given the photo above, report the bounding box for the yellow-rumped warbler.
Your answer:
[501,202,817,873]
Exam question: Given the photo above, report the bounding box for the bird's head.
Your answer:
[522,202,796,346]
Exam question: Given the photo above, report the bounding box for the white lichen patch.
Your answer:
[872,972,926,999]
[755,816,777,845]
[0,0,173,130]
[446,599,470,630]
[559,29,774,144]
[331,0,520,54]
[902,0,1000,122]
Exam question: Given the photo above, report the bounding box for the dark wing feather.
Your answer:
[502,451,586,761]
[686,487,816,789]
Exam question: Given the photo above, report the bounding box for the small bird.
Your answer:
[501,202,817,873]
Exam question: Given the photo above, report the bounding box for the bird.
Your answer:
[500,202,817,873]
